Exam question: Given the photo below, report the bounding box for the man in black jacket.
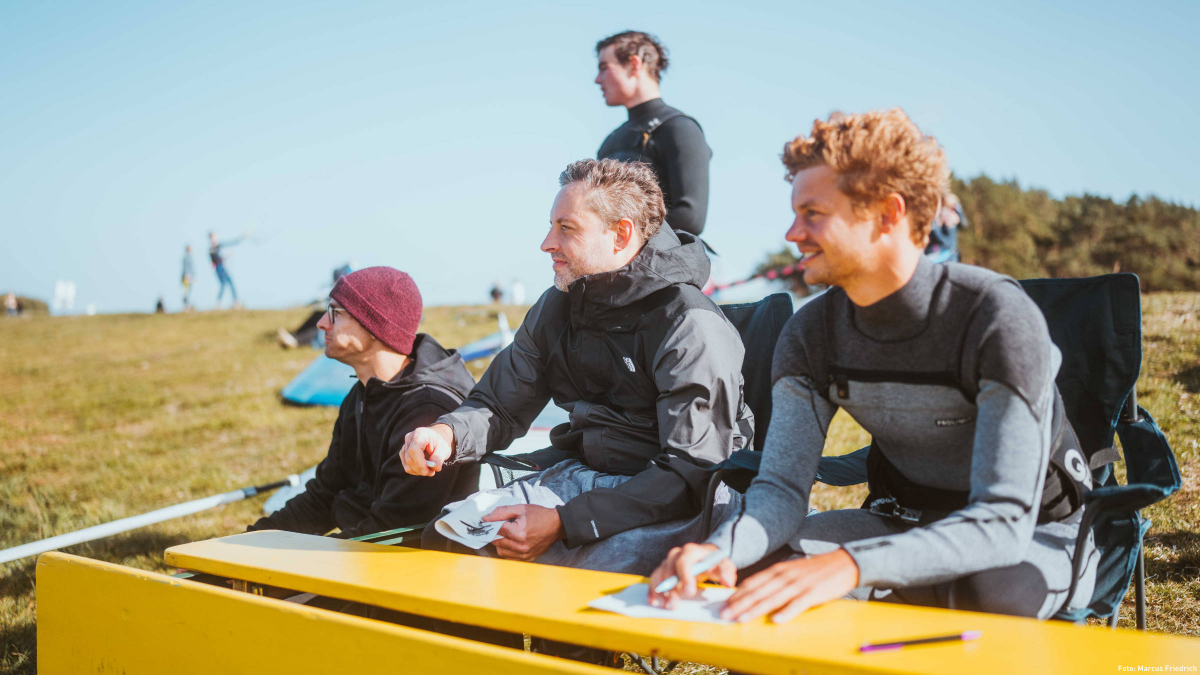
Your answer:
[401,158,751,573]
[594,31,712,237]
[249,267,476,538]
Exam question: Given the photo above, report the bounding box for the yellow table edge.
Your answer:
[37,551,613,675]
[163,531,1200,675]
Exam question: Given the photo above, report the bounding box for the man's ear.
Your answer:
[879,193,908,235]
[625,54,643,78]
[613,218,636,252]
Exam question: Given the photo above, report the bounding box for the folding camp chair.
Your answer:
[702,274,1181,630]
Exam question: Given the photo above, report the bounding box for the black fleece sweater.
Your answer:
[250,334,476,538]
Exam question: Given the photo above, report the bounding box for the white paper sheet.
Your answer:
[587,583,735,625]
[433,482,564,549]
[434,492,522,549]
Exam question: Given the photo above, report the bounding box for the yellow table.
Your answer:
[37,552,612,675]
[167,530,1200,675]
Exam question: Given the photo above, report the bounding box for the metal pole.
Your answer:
[1124,387,1141,423]
[1136,539,1148,630]
[0,477,297,565]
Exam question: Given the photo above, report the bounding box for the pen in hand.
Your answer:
[654,548,730,594]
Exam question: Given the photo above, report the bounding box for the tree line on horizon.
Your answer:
[758,174,1200,294]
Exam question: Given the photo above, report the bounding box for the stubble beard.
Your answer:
[552,245,610,292]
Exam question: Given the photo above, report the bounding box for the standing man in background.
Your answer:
[181,244,195,311]
[595,31,712,238]
[208,231,244,309]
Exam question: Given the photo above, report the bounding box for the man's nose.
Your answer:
[316,314,331,331]
[540,230,557,253]
[785,217,808,243]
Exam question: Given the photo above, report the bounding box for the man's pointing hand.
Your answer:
[400,424,454,476]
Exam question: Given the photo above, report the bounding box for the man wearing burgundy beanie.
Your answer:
[249,267,478,538]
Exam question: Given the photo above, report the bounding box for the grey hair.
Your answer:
[557,159,666,243]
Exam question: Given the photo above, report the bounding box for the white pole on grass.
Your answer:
[0,476,300,565]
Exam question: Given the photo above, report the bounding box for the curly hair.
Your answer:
[595,31,669,82]
[559,159,666,243]
[782,108,949,245]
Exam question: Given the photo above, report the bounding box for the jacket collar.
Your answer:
[565,227,710,327]
[362,333,475,399]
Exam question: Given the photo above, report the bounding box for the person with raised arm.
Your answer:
[208,231,244,309]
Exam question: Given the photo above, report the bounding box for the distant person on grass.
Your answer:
[595,31,712,237]
[208,231,244,309]
[649,109,1099,623]
[4,292,17,317]
[925,192,968,263]
[181,245,195,311]
[248,267,477,538]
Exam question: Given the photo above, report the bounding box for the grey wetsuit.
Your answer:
[708,257,1099,619]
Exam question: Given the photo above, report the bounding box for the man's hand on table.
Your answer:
[648,544,859,624]
[721,549,859,623]
[483,504,565,561]
[400,424,454,476]
[648,542,737,608]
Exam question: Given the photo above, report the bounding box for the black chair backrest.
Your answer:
[1019,274,1142,459]
[719,293,795,452]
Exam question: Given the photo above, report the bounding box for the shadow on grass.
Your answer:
[1145,530,1200,582]
[1,528,193,600]
[0,619,35,675]
[61,528,194,563]
[1174,365,1200,394]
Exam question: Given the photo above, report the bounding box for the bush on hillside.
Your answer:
[756,174,1200,292]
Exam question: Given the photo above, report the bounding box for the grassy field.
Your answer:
[1,294,1197,673]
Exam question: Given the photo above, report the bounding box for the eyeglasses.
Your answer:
[326,307,346,325]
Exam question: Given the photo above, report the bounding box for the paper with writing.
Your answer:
[588,583,735,625]
[433,482,564,549]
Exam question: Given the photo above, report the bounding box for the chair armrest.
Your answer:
[1084,484,1175,515]
[1116,406,1181,495]
[815,446,870,487]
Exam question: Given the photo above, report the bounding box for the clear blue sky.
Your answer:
[2,0,1196,313]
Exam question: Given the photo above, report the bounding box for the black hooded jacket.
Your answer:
[250,334,476,538]
[438,228,752,548]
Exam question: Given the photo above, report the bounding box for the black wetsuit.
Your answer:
[597,98,712,236]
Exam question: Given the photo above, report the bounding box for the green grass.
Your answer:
[0,304,522,674]
[1,294,1197,673]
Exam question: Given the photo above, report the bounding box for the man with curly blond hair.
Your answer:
[650,109,1099,623]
